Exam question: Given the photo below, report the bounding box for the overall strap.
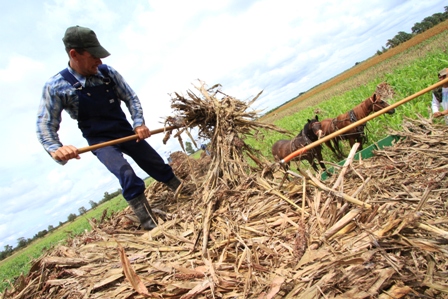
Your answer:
[98,64,113,85]
[59,64,112,88]
[98,64,109,75]
[59,68,82,89]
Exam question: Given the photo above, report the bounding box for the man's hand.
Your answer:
[135,124,152,141]
[51,145,80,161]
[434,111,447,118]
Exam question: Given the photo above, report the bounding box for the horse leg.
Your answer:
[357,133,365,151]
[324,140,340,158]
[349,137,360,152]
[332,138,344,159]
[310,159,319,172]
[305,152,319,172]
[315,146,326,170]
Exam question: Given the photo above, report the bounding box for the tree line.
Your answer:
[376,6,448,55]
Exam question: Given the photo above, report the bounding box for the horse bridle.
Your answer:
[370,94,388,111]
[308,121,321,139]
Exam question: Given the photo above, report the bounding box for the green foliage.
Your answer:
[67,213,77,222]
[99,189,121,204]
[89,200,98,209]
[78,206,87,215]
[185,141,195,155]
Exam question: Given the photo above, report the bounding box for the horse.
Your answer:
[320,82,395,159]
[272,115,326,172]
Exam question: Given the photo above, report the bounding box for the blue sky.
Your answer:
[0,0,445,248]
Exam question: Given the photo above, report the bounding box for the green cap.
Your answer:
[62,26,110,58]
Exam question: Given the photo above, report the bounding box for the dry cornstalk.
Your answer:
[3,89,448,299]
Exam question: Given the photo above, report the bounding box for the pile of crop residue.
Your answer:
[2,83,447,298]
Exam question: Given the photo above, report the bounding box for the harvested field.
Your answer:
[2,84,447,299]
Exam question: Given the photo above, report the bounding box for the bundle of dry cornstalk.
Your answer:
[3,83,447,298]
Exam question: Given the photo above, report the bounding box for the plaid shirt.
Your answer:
[36,64,145,160]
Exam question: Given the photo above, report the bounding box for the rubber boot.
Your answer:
[127,193,157,230]
[164,175,181,192]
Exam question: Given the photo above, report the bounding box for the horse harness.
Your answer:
[349,110,366,134]
[331,109,366,138]
[289,130,313,154]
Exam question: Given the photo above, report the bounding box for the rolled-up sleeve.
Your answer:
[36,76,73,165]
[36,82,64,152]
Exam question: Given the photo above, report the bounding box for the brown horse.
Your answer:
[320,82,395,159]
[272,116,326,172]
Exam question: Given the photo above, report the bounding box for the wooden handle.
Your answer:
[78,125,178,154]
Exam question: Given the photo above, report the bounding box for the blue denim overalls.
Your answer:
[60,65,174,200]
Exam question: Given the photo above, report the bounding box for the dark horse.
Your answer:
[272,116,326,172]
[320,82,395,159]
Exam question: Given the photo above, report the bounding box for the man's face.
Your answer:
[72,50,102,76]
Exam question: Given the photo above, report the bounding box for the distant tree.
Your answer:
[99,189,122,204]
[0,245,13,260]
[67,213,77,222]
[423,16,438,26]
[385,31,412,49]
[78,206,87,215]
[34,230,48,239]
[89,200,98,209]
[48,225,54,231]
[395,31,413,44]
[59,221,63,227]
[386,36,401,49]
[412,10,448,34]
[3,245,13,254]
[411,22,427,34]
[0,244,13,260]
[17,237,28,249]
[432,12,447,23]
[185,141,195,155]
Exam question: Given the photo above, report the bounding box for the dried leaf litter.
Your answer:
[2,82,447,299]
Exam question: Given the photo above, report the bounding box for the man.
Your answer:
[431,68,448,123]
[36,25,181,230]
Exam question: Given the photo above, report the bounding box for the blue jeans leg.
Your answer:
[92,145,146,201]
[120,139,175,183]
